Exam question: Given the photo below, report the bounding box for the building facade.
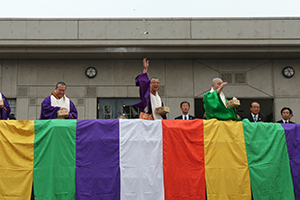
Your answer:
[0,18,300,121]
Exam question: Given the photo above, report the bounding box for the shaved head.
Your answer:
[212,78,222,85]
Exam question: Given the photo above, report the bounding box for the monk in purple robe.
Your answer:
[132,58,167,120]
[0,93,11,120]
[40,82,78,120]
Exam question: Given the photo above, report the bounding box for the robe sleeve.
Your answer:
[203,90,240,121]
[131,73,151,112]
[68,100,78,119]
[1,94,11,120]
[39,96,61,120]
[161,102,167,119]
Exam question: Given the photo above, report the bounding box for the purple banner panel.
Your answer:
[282,123,300,199]
[76,119,120,200]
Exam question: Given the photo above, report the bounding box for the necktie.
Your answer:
[254,116,257,122]
[184,115,187,120]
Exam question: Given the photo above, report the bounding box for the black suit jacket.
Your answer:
[175,115,196,120]
[275,119,295,124]
[243,113,268,122]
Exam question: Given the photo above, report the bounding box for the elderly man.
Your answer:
[243,102,267,122]
[40,82,78,119]
[132,58,166,120]
[203,78,239,120]
[276,107,295,124]
[0,93,11,120]
[175,101,196,120]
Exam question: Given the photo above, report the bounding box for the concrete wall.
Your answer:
[1,59,299,122]
[1,18,300,41]
[1,18,300,60]
[0,18,300,122]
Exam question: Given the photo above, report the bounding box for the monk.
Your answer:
[203,78,239,120]
[0,93,11,120]
[40,82,78,119]
[132,58,166,120]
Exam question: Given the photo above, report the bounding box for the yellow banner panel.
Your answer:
[204,119,251,200]
[0,120,35,200]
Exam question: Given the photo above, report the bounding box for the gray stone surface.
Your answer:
[194,61,219,98]
[166,60,193,97]
[79,20,190,40]
[86,87,97,97]
[67,87,86,98]
[79,21,107,39]
[28,106,37,120]
[127,86,139,97]
[192,20,270,39]
[76,105,85,119]
[114,60,141,86]
[114,87,127,97]
[30,87,54,98]
[0,21,26,39]
[2,60,17,97]
[84,98,97,119]
[37,98,45,105]
[16,98,29,120]
[77,98,85,105]
[18,60,90,86]
[270,20,300,38]
[25,21,77,39]
[0,18,299,120]
[98,87,115,97]
[29,98,37,105]
[17,87,28,97]
[247,61,273,97]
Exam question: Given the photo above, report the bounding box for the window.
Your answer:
[103,105,112,119]
[122,105,140,119]
[98,98,140,119]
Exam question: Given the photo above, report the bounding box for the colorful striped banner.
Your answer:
[0,120,34,199]
[243,120,295,200]
[0,119,299,200]
[204,119,251,200]
[163,119,205,199]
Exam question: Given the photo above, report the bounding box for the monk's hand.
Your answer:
[217,82,228,94]
[220,82,228,89]
[60,107,67,111]
[60,108,69,118]
[143,58,149,74]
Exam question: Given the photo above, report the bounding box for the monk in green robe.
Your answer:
[203,78,240,120]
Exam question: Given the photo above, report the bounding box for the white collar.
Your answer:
[182,114,189,119]
[251,113,258,118]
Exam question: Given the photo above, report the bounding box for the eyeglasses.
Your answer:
[251,107,260,109]
[151,81,160,84]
